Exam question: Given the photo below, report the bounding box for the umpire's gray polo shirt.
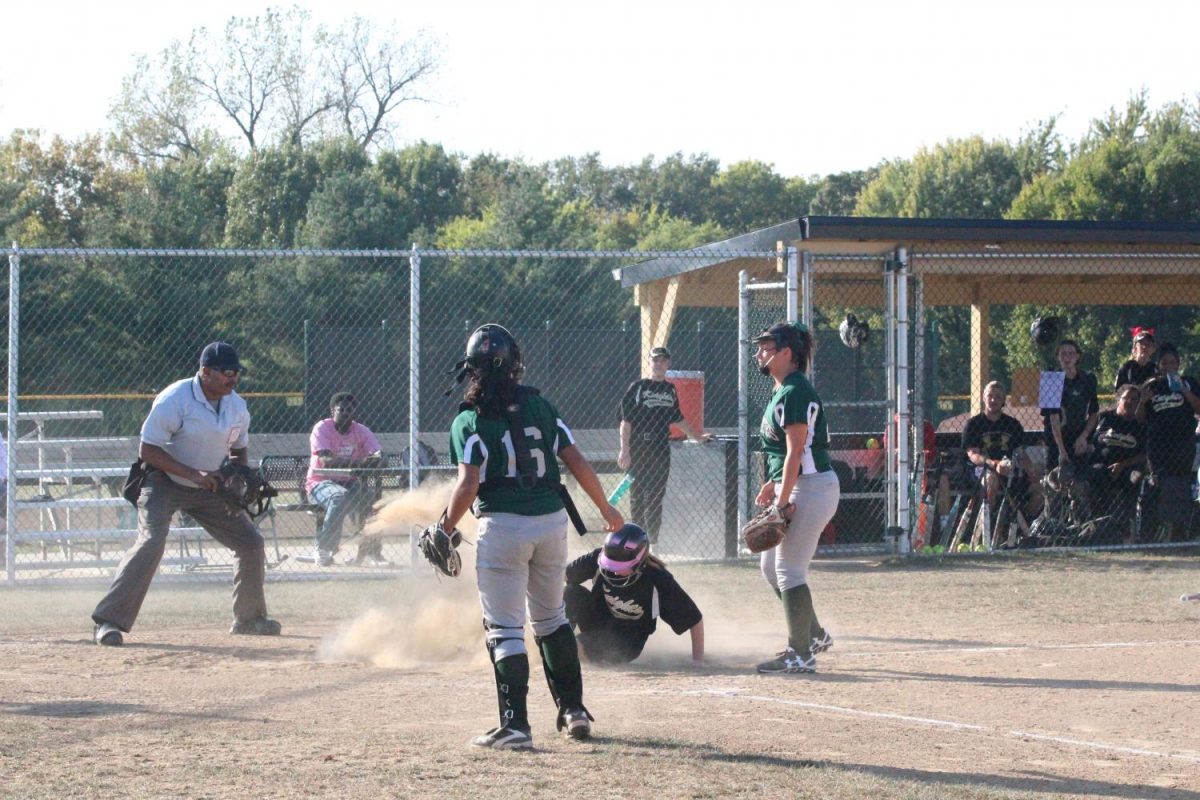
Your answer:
[140,376,251,488]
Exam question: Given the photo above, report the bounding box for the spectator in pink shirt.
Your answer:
[306,393,382,566]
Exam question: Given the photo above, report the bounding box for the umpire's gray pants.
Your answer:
[92,471,269,632]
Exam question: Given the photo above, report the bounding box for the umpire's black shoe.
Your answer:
[230,616,282,636]
[94,622,124,647]
[471,725,533,750]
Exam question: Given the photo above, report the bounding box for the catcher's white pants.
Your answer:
[760,471,839,592]
[476,509,570,660]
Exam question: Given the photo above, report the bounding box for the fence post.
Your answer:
[6,242,19,582]
[736,270,750,537]
[895,247,911,554]
[409,245,421,492]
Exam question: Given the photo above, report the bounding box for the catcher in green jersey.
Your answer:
[445,324,624,751]
[751,322,839,675]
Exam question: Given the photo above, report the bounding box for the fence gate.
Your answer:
[737,254,897,554]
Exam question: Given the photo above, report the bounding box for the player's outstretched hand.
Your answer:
[599,503,624,532]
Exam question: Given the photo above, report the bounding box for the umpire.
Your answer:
[617,346,711,543]
[92,342,280,646]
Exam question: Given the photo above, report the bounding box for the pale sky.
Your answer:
[2,0,1197,178]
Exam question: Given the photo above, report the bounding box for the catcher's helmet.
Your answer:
[451,324,523,387]
[1030,316,1060,348]
[838,313,869,349]
[598,523,650,587]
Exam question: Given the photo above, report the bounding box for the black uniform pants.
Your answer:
[629,440,670,542]
[564,584,645,664]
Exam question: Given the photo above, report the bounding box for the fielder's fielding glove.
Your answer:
[216,457,278,519]
[740,503,791,553]
[419,513,464,577]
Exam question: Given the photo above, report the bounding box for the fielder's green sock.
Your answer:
[782,584,816,657]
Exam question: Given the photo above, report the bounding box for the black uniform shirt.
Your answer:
[1041,371,1099,439]
[962,412,1025,461]
[1115,359,1157,391]
[619,379,683,443]
[1143,374,1200,476]
[565,549,702,646]
[1088,411,1145,468]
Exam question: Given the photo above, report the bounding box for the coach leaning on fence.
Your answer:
[91,342,281,646]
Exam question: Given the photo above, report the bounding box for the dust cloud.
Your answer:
[319,480,488,668]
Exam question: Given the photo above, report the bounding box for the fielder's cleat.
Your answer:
[94,622,124,647]
[471,725,533,750]
[810,629,834,655]
[561,707,592,741]
[230,616,282,636]
[756,646,815,674]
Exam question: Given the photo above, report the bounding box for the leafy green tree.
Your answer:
[711,160,808,231]
[375,142,464,240]
[223,143,318,246]
[808,168,878,215]
[855,136,1023,218]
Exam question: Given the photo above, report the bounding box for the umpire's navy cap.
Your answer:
[199,341,242,371]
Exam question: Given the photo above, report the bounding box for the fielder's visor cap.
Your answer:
[199,341,242,371]
[649,346,671,359]
[748,321,808,344]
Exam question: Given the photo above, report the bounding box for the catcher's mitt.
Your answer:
[419,513,464,577]
[741,504,791,553]
[216,457,278,519]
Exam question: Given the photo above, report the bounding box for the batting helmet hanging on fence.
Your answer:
[839,313,870,349]
[1030,316,1061,348]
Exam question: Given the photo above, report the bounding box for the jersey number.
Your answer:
[501,428,547,478]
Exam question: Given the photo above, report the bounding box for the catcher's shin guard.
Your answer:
[534,624,591,729]
[486,640,530,731]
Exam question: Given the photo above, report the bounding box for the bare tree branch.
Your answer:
[333,18,438,149]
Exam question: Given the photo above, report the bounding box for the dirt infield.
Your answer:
[2,551,1199,799]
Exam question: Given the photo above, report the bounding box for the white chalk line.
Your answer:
[835,638,1200,659]
[616,687,1200,766]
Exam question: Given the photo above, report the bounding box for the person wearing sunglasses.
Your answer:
[92,341,280,646]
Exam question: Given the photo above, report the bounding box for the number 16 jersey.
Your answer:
[450,392,572,516]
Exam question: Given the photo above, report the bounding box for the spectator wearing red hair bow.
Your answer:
[1116,327,1157,390]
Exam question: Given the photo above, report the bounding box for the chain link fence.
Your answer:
[7,243,1196,584]
[910,245,1200,552]
[2,247,785,583]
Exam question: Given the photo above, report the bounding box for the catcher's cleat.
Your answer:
[810,630,834,655]
[230,616,282,636]
[756,646,815,674]
[94,622,124,647]
[471,725,533,750]
[561,708,592,741]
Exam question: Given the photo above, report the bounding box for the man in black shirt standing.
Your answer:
[1136,343,1200,541]
[617,347,711,543]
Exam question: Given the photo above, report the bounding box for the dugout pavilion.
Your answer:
[613,216,1200,549]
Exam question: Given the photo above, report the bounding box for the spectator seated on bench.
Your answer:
[304,393,384,566]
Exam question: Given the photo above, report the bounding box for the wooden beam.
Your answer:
[970,296,988,415]
[638,277,681,377]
